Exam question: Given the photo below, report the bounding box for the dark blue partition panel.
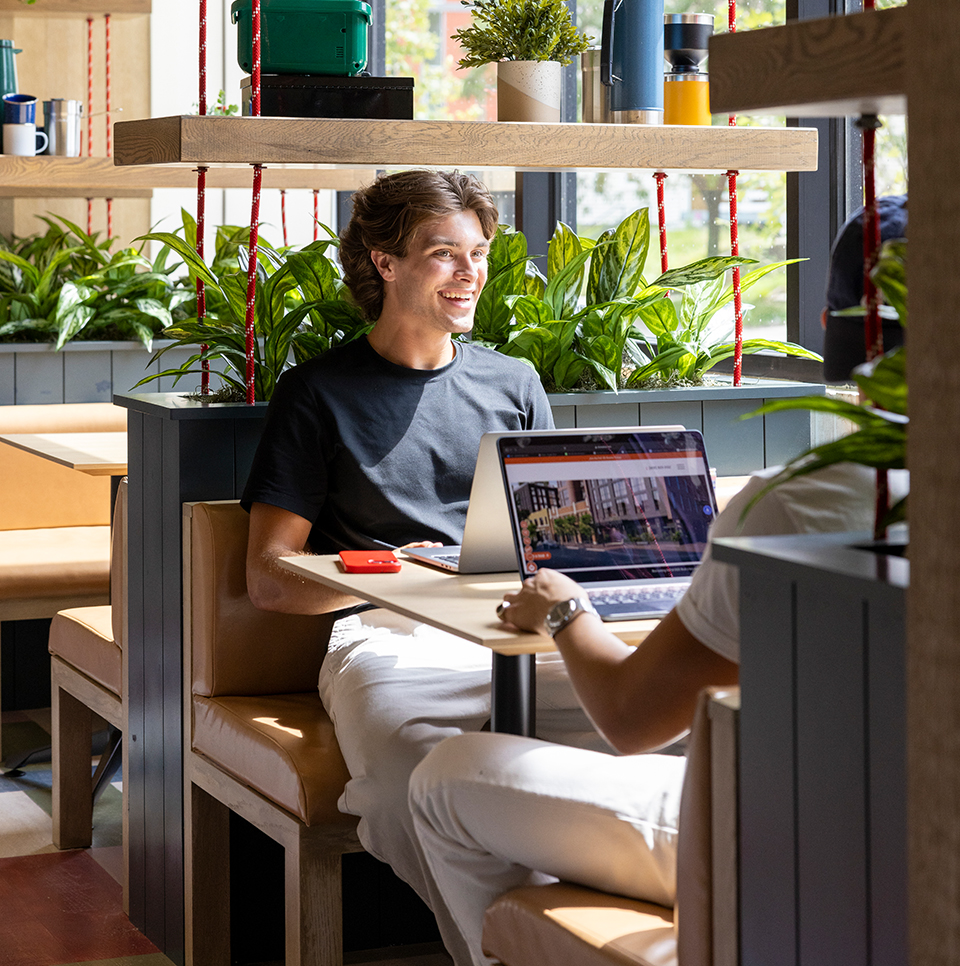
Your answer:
[714,531,907,966]
[736,564,798,966]
[116,393,269,964]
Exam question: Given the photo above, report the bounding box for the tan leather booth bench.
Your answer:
[482,688,740,966]
[0,402,126,759]
[182,500,362,966]
[48,479,128,907]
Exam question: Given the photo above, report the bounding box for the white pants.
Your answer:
[409,734,686,966]
[317,609,610,966]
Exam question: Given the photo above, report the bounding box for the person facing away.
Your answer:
[406,206,910,966]
[241,169,616,966]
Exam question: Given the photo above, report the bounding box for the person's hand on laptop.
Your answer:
[497,569,587,636]
[397,540,444,550]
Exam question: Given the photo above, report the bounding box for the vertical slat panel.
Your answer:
[737,565,798,966]
[125,408,147,929]
[15,350,64,404]
[550,404,575,429]
[574,401,642,427]
[794,578,867,966]
[763,406,815,468]
[63,349,113,403]
[703,398,764,476]
[638,400,703,433]
[867,589,907,966]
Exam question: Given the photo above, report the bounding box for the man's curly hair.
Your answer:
[339,170,499,322]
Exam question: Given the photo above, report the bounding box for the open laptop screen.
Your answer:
[497,430,717,585]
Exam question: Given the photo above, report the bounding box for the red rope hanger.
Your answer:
[726,0,743,387]
[197,0,210,394]
[654,171,668,274]
[86,17,94,235]
[653,2,744,381]
[857,111,888,538]
[244,0,265,405]
[105,13,113,240]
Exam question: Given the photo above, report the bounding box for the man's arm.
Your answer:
[246,502,365,614]
[499,570,738,755]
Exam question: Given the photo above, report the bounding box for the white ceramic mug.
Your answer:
[3,121,48,155]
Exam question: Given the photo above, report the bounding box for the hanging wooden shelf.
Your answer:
[709,6,907,118]
[0,156,378,197]
[113,115,819,173]
[0,0,150,14]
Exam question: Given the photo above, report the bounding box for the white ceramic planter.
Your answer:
[497,60,563,122]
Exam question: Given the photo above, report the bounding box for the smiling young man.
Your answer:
[240,171,606,964]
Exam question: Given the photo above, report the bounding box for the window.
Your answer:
[380,0,907,369]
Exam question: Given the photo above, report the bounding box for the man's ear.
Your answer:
[370,250,396,282]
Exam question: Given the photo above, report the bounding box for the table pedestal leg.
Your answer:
[491,653,536,736]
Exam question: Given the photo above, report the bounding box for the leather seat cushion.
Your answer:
[48,605,121,696]
[483,883,676,966]
[0,526,111,599]
[192,692,354,828]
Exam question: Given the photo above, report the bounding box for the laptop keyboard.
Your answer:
[587,584,689,607]
[434,553,461,567]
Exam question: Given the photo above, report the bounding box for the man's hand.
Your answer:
[397,540,443,550]
[497,569,587,636]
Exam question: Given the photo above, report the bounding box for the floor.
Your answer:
[0,710,453,966]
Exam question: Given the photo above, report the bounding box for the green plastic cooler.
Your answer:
[231,0,371,76]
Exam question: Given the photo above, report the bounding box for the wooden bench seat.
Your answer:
[0,402,126,762]
[482,688,740,966]
[0,527,111,602]
[183,500,362,966]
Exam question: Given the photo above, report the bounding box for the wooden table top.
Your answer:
[0,432,128,476]
[278,553,658,656]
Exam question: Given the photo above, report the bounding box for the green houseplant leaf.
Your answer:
[452,0,593,67]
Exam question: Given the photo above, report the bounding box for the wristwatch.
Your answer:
[545,596,598,636]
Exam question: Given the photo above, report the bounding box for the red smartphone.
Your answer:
[338,550,402,574]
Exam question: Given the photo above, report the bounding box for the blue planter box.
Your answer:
[0,340,205,405]
[547,377,825,476]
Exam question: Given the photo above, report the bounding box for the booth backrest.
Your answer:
[0,403,126,531]
[187,500,336,698]
[676,686,740,966]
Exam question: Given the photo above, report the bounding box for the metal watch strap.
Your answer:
[545,596,597,636]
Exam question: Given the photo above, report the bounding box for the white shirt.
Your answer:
[675,463,909,663]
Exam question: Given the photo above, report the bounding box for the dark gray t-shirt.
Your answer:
[242,337,554,553]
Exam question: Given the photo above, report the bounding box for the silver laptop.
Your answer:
[402,427,685,575]
[496,428,717,620]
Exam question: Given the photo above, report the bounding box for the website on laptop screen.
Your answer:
[498,431,717,584]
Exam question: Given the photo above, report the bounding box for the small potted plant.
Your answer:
[452,0,593,121]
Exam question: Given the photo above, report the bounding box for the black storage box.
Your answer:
[241,74,414,119]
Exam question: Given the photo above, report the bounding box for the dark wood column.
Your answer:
[116,393,268,963]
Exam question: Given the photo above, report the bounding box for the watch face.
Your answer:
[547,598,577,633]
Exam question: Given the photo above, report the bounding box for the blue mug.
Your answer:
[3,92,37,124]
[600,0,664,124]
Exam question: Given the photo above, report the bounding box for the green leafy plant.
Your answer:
[452,0,593,67]
[134,211,371,401]
[625,254,820,388]
[0,215,191,349]
[743,238,908,529]
[192,89,240,117]
[468,209,819,392]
